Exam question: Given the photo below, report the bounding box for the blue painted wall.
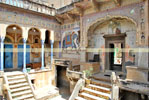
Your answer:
[18,45,30,68]
[4,44,13,68]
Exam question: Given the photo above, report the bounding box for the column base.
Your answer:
[23,68,27,73]
[49,64,53,70]
[0,71,4,76]
[41,66,45,70]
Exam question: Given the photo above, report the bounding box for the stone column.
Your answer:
[145,0,149,46]
[23,38,27,72]
[22,27,29,73]
[50,30,54,69]
[41,40,45,70]
[40,29,46,69]
[0,24,7,73]
[50,40,54,66]
[0,37,4,71]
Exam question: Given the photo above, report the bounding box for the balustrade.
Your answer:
[0,0,56,16]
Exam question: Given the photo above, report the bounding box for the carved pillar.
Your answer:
[50,30,54,69]
[22,27,29,72]
[40,29,46,69]
[0,24,7,73]
[145,0,149,46]
[0,37,4,71]
[23,38,27,72]
[41,40,45,70]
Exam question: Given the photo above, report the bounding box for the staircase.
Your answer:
[75,74,112,100]
[4,72,36,100]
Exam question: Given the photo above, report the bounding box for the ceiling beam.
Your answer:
[74,4,84,16]
[55,16,64,24]
[66,13,74,21]
[91,0,100,12]
[96,0,110,3]
[113,0,121,6]
[68,11,80,16]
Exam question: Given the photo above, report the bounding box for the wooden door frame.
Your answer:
[103,33,127,72]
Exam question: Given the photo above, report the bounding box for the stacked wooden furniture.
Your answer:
[27,63,41,69]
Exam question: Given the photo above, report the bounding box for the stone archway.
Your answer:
[86,15,137,47]
[5,24,23,69]
[28,27,41,63]
[86,15,137,72]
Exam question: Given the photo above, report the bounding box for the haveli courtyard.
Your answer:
[0,0,148,100]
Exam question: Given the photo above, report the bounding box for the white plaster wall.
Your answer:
[88,19,138,69]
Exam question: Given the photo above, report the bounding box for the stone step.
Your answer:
[12,90,32,97]
[11,86,30,93]
[8,79,27,84]
[5,72,24,77]
[83,88,111,99]
[9,82,29,89]
[50,95,66,100]
[91,79,112,89]
[75,96,87,100]
[91,76,111,83]
[13,94,34,100]
[87,84,111,94]
[79,92,107,100]
[7,75,25,80]
[88,84,111,91]
[27,98,35,100]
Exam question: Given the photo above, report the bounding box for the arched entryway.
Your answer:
[5,24,22,70]
[28,28,41,67]
[87,16,137,72]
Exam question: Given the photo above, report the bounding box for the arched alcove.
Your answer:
[86,16,137,72]
[28,27,41,64]
[5,24,23,69]
[45,30,50,44]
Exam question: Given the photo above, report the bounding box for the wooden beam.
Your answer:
[68,11,80,16]
[74,4,84,16]
[91,0,100,11]
[113,0,121,6]
[55,16,64,24]
[96,0,110,3]
[66,13,74,21]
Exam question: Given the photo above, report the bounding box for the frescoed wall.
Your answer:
[87,18,137,71]
[4,31,41,69]
[62,29,80,49]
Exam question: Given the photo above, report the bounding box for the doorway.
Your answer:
[4,44,13,68]
[104,34,126,72]
[109,43,123,71]
[56,65,70,99]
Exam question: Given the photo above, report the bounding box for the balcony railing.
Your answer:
[56,0,83,14]
[0,0,56,16]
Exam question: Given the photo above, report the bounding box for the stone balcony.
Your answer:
[0,0,56,16]
[56,0,83,14]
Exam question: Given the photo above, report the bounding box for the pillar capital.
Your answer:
[0,37,5,42]
[22,27,30,40]
[41,40,45,45]
[0,24,8,38]
[40,29,46,41]
[50,40,54,44]
[50,30,54,43]
[23,38,27,43]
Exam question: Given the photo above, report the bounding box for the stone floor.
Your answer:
[59,86,71,100]
[35,85,60,100]
[92,71,126,81]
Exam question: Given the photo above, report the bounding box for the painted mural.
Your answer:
[62,29,80,49]
[0,7,60,32]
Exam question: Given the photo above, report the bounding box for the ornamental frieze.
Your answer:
[0,7,60,31]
